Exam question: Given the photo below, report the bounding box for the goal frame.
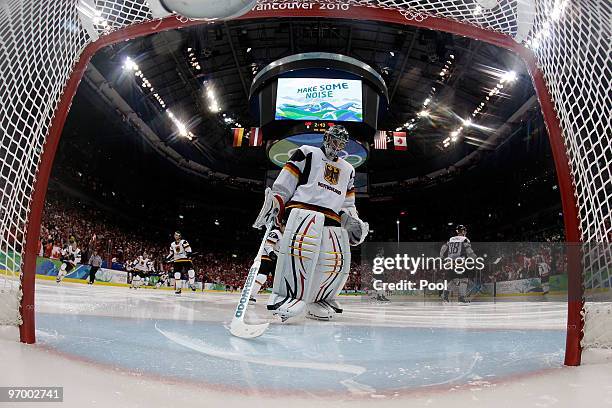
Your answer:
[17,5,584,366]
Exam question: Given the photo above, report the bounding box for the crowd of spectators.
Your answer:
[40,184,568,292]
[40,192,256,289]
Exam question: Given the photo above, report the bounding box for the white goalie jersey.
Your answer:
[272,145,356,223]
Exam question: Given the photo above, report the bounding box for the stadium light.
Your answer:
[206,86,220,113]
[123,57,138,71]
[418,110,430,118]
[177,122,188,137]
[501,70,517,83]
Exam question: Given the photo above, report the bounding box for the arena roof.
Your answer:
[71,17,537,186]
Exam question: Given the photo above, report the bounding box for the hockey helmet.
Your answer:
[322,125,349,160]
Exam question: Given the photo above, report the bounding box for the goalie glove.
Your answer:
[253,187,284,229]
[340,210,369,246]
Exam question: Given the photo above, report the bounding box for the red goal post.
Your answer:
[0,0,609,367]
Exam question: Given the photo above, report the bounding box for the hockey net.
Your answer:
[0,0,609,362]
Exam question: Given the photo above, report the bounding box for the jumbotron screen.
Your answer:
[274,78,363,122]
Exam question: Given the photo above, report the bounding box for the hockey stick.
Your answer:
[229,222,272,339]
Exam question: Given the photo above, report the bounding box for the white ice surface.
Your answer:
[0,280,611,408]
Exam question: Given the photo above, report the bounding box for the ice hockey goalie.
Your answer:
[253,125,369,322]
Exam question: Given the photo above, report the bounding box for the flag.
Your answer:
[393,131,407,151]
[374,130,388,150]
[249,127,263,147]
[232,128,244,147]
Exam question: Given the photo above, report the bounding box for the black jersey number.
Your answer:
[448,242,462,256]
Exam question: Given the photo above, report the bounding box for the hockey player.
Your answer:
[253,125,369,321]
[166,231,196,294]
[130,253,154,289]
[249,227,282,303]
[56,237,81,283]
[156,269,169,289]
[440,225,476,303]
[537,254,551,295]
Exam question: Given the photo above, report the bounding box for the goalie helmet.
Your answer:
[174,231,182,241]
[456,224,467,235]
[322,125,349,160]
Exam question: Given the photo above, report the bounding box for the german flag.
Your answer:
[232,128,244,147]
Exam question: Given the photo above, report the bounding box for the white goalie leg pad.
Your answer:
[306,227,351,320]
[268,208,325,321]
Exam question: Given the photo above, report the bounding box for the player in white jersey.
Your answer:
[249,227,282,303]
[56,237,81,283]
[166,231,196,294]
[155,271,169,289]
[537,255,551,295]
[254,125,369,321]
[130,254,154,289]
[440,225,476,303]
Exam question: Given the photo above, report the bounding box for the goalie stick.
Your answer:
[229,222,273,339]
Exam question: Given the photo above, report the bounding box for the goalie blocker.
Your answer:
[267,208,353,321]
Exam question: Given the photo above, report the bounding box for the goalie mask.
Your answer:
[322,125,349,160]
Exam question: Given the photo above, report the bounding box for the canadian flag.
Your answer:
[249,127,263,146]
[393,132,407,151]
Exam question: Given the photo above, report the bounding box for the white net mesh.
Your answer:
[582,303,612,350]
[0,0,609,351]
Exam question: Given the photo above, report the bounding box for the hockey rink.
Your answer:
[1,280,611,407]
